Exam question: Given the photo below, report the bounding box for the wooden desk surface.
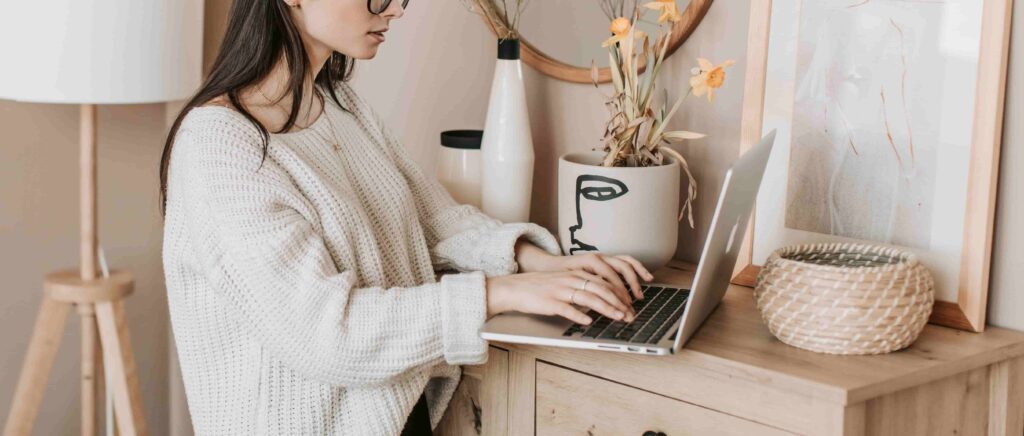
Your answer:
[494,260,1024,406]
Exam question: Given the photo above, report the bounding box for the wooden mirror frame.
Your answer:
[474,0,714,84]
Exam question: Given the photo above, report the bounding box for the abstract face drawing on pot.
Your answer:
[568,174,629,254]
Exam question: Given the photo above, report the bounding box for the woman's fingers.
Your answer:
[569,268,630,313]
[604,256,644,300]
[514,285,593,325]
[569,270,634,318]
[616,255,655,281]
[580,255,631,303]
[556,303,594,325]
[563,285,628,322]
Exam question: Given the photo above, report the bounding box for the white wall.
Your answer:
[988,0,1024,331]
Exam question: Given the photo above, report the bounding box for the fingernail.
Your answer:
[584,316,593,324]
[615,311,624,319]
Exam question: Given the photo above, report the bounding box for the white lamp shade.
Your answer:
[0,1,204,104]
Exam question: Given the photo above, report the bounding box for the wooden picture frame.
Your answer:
[471,0,714,84]
[732,0,1014,332]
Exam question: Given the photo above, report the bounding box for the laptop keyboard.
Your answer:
[561,285,690,344]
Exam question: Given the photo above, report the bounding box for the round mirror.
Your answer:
[473,0,713,84]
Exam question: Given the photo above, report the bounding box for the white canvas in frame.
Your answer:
[734,0,1013,332]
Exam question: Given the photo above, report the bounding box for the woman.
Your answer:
[159,0,652,434]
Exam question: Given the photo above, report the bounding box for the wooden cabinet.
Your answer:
[437,261,1024,436]
[535,362,790,435]
[434,347,508,436]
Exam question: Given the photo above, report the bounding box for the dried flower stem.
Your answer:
[461,0,531,40]
[592,1,733,226]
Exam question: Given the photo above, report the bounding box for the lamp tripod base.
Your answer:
[3,269,147,436]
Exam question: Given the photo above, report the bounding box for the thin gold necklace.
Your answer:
[256,86,324,133]
[316,95,344,151]
[261,87,343,150]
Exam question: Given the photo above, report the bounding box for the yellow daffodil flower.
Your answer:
[643,0,683,24]
[689,58,736,102]
[601,17,645,47]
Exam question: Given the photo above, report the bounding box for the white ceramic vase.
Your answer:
[480,38,535,223]
[558,151,681,273]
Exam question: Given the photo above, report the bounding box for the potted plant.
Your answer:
[558,0,735,272]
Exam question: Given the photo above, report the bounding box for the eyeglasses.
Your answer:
[368,0,409,15]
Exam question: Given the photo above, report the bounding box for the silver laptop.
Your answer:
[480,131,777,355]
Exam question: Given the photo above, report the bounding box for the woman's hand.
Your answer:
[515,240,655,303]
[485,270,638,325]
[555,252,655,302]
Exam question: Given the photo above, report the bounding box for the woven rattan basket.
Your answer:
[754,243,935,355]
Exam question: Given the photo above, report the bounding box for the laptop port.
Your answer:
[627,346,640,352]
[647,349,657,354]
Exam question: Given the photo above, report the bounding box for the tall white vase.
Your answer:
[480,38,535,223]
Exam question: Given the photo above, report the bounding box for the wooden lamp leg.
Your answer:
[80,304,98,436]
[94,327,107,435]
[96,301,147,436]
[79,102,99,436]
[3,297,73,436]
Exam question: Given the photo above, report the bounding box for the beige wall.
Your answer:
[352,0,1024,332]
[352,0,750,263]
[0,102,170,434]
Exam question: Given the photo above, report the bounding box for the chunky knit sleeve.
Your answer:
[170,114,489,387]
[348,90,563,277]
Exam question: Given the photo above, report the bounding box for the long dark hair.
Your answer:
[159,0,355,217]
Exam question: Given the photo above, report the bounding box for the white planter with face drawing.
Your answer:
[558,151,681,273]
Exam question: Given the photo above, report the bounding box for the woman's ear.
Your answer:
[284,0,300,8]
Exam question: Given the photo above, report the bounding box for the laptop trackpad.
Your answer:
[481,311,572,338]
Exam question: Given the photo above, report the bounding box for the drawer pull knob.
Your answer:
[642,432,666,436]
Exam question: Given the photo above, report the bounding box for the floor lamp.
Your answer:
[0,2,203,435]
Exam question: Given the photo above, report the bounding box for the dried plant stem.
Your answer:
[464,0,531,39]
[599,0,640,22]
[658,146,698,226]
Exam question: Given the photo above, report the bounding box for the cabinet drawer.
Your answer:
[536,362,792,435]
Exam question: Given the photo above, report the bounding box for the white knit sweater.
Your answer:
[162,81,561,435]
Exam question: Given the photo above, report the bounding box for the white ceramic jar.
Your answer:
[436,130,482,208]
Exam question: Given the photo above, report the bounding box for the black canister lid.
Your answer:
[497,38,520,60]
[441,130,483,150]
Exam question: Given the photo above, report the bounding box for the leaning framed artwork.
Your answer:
[733,0,1013,332]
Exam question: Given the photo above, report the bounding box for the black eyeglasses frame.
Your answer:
[368,0,409,15]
